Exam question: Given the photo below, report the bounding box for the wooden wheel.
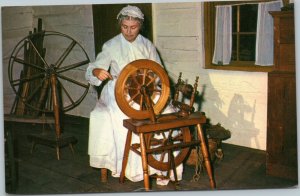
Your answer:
[8,31,90,113]
[146,125,191,171]
[115,59,170,120]
[116,60,192,172]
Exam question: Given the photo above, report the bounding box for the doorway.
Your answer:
[92,3,153,56]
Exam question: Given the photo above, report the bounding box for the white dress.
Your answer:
[85,33,182,183]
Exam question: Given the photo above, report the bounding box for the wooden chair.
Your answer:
[113,61,216,191]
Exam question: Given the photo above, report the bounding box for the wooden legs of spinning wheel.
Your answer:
[120,124,216,190]
[120,130,132,182]
[197,124,216,189]
[120,130,151,191]
[50,75,61,139]
[139,132,150,190]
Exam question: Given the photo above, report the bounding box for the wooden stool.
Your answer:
[119,112,216,191]
[4,114,76,160]
[4,114,55,192]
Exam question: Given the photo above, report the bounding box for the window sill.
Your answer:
[205,64,274,72]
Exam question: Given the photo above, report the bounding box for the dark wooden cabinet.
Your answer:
[266,11,297,181]
[271,11,295,72]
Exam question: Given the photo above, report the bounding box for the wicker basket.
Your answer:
[186,138,218,166]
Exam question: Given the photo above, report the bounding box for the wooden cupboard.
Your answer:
[266,11,297,181]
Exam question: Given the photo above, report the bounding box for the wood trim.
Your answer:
[204,1,276,72]
[206,64,274,72]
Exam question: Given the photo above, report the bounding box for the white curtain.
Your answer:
[212,5,232,65]
[255,0,282,66]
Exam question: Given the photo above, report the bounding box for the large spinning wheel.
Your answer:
[7,30,90,159]
[115,59,191,171]
[8,31,90,114]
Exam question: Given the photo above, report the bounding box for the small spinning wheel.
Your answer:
[115,59,170,120]
[115,59,192,171]
[118,60,216,190]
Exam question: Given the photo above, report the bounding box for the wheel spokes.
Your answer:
[55,40,77,69]
[11,72,45,87]
[27,38,49,68]
[57,79,75,106]
[145,74,157,87]
[56,59,90,74]
[56,73,89,88]
[130,73,141,87]
[12,56,46,71]
[142,69,147,85]
[127,91,140,104]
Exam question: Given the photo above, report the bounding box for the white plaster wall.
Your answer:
[1,5,97,117]
[153,2,268,150]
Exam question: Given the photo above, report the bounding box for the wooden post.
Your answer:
[50,74,61,139]
[196,124,216,188]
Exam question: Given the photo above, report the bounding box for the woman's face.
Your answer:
[120,18,141,42]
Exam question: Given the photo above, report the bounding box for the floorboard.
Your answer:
[4,116,298,195]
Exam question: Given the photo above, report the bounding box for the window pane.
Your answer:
[240,4,258,32]
[232,34,237,61]
[239,35,256,61]
[232,6,237,32]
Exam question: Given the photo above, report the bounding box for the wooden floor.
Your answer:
[4,115,298,195]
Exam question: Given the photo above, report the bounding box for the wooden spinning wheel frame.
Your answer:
[8,31,90,113]
[8,30,90,142]
[115,59,192,171]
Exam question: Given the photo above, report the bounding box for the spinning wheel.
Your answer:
[115,59,170,120]
[115,59,191,170]
[8,31,90,114]
[116,60,216,190]
[7,30,90,159]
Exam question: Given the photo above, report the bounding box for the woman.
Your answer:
[85,5,182,185]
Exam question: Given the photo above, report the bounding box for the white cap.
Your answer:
[117,5,144,20]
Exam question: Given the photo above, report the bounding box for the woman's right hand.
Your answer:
[92,68,113,81]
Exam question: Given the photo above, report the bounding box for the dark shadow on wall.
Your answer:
[226,93,260,148]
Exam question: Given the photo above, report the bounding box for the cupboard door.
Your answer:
[267,72,297,180]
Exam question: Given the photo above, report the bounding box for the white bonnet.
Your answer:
[117,5,144,20]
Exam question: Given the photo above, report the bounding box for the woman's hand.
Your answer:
[92,68,113,81]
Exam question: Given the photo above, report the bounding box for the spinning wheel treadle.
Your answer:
[7,30,90,160]
[116,59,216,190]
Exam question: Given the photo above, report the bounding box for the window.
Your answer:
[232,4,258,63]
[204,1,277,72]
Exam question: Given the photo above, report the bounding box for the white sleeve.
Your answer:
[85,44,111,86]
[149,43,162,65]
